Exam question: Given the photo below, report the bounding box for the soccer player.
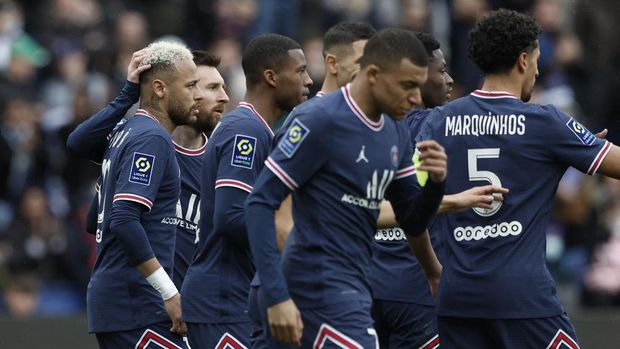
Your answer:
[246,22,376,349]
[180,34,312,348]
[417,9,620,348]
[370,32,509,349]
[246,28,447,348]
[67,50,230,290]
[84,41,202,348]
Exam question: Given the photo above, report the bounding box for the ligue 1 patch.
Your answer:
[231,134,257,169]
[129,152,155,185]
[279,119,310,158]
[566,118,595,145]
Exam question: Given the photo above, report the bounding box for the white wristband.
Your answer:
[146,267,178,301]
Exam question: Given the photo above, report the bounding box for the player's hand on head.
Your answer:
[454,185,510,212]
[415,140,448,183]
[267,299,304,346]
[164,293,188,335]
[127,48,152,84]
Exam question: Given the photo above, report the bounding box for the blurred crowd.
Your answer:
[0,0,619,318]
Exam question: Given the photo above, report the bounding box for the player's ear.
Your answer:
[152,79,166,98]
[366,64,380,85]
[263,69,278,88]
[517,52,528,74]
[325,53,338,75]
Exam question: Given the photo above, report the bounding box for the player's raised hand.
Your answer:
[267,299,304,346]
[127,48,152,84]
[415,140,447,183]
[447,185,510,213]
[164,293,188,335]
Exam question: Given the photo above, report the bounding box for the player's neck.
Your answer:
[139,98,176,133]
[320,76,339,94]
[480,75,522,99]
[171,125,205,149]
[349,78,381,121]
[243,89,282,127]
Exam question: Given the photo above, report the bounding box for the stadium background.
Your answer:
[0,0,619,347]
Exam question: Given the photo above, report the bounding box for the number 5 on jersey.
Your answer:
[468,148,502,217]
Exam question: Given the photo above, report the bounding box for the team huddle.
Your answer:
[67,9,620,349]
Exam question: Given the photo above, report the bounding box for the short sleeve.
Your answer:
[546,107,611,175]
[112,135,174,210]
[264,108,330,191]
[214,120,271,193]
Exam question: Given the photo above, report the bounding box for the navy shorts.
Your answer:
[186,321,250,348]
[95,322,189,349]
[372,299,439,349]
[257,287,378,349]
[438,313,580,349]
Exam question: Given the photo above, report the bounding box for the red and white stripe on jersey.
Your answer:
[135,329,182,349]
[316,90,327,97]
[238,102,274,137]
[587,141,612,175]
[342,84,384,132]
[546,329,579,349]
[215,332,248,349]
[470,90,518,99]
[173,134,207,156]
[113,193,153,210]
[419,334,440,349]
[135,109,161,124]
[215,179,253,193]
[313,324,363,349]
[395,165,416,179]
[95,182,101,193]
[265,157,298,191]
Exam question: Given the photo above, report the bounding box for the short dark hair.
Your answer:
[323,22,376,56]
[414,32,440,58]
[192,50,221,68]
[241,34,301,86]
[358,28,428,70]
[468,9,542,74]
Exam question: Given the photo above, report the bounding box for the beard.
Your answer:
[193,111,219,134]
[169,98,196,127]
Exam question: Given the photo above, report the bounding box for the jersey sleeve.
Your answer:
[263,107,330,191]
[386,123,444,236]
[66,81,140,163]
[213,119,272,194]
[545,106,611,175]
[112,135,174,211]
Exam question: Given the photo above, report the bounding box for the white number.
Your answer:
[96,159,112,243]
[468,148,502,217]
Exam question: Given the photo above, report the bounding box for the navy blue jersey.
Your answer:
[370,109,443,306]
[182,102,273,323]
[264,85,419,308]
[418,90,612,318]
[171,136,206,289]
[87,109,180,333]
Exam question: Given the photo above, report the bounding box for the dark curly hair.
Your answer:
[468,9,542,74]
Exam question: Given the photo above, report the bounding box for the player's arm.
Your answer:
[595,145,620,179]
[246,169,302,345]
[274,195,294,251]
[212,124,271,248]
[66,50,150,162]
[111,135,186,334]
[246,112,328,345]
[406,229,441,297]
[377,184,508,228]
